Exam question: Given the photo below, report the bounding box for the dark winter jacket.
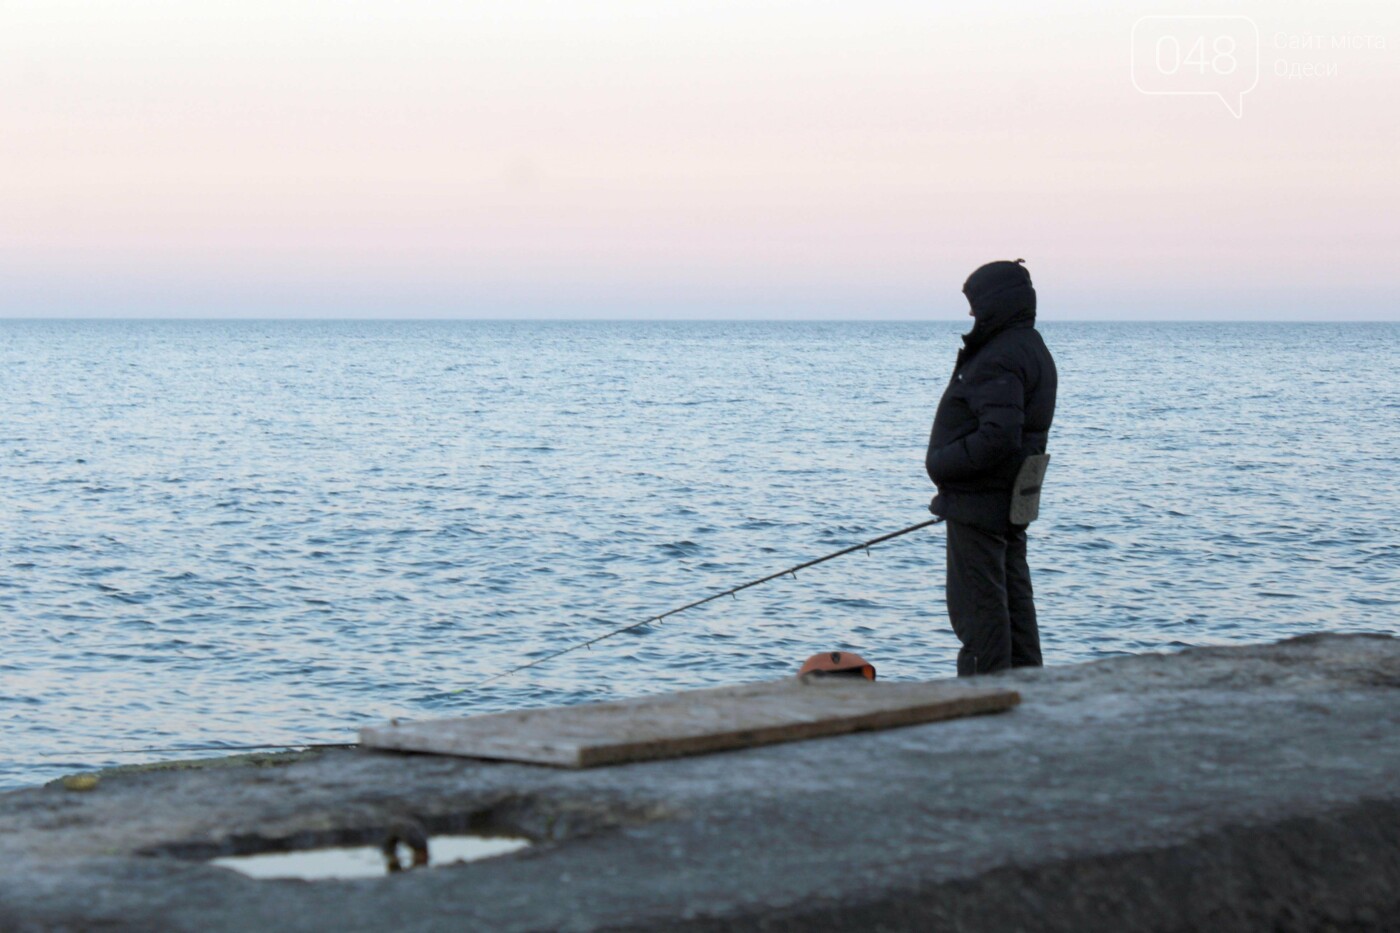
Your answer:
[926,260,1057,528]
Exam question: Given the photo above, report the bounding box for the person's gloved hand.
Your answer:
[928,493,944,516]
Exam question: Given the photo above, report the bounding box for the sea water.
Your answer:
[2,320,1397,790]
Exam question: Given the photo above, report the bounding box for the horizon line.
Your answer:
[0,316,1395,324]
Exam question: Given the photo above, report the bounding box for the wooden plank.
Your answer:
[360,678,1020,768]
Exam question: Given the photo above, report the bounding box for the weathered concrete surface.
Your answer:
[3,633,1399,933]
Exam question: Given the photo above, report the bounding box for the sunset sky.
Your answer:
[3,1,1397,319]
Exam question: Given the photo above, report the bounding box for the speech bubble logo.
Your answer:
[1131,15,1260,118]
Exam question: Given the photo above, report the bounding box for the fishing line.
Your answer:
[39,741,358,758]
[44,516,943,759]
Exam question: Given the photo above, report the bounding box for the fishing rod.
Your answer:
[456,515,945,694]
[45,516,943,759]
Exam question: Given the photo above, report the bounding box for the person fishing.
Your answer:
[926,259,1058,676]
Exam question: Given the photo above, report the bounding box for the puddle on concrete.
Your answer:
[211,835,531,880]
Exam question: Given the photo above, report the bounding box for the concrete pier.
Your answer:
[3,633,1399,932]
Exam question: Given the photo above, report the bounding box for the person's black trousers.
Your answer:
[945,519,1042,676]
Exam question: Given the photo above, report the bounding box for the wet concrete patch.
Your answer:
[138,791,668,868]
[211,834,532,880]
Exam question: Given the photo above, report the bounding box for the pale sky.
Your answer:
[2,1,1397,319]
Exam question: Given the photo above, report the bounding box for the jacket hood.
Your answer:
[962,259,1036,347]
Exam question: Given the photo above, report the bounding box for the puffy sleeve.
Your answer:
[925,361,1025,483]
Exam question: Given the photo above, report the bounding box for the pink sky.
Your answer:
[2,1,1397,318]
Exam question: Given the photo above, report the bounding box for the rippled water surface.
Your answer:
[3,320,1397,789]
